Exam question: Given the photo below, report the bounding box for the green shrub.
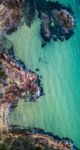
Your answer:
[0,71,5,78]
[0,143,8,150]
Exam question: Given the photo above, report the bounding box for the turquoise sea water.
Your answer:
[8,0,80,148]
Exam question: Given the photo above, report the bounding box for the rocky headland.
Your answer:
[0,45,43,132]
[0,48,43,102]
[0,128,79,150]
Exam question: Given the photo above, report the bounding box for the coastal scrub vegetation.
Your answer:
[0,143,8,150]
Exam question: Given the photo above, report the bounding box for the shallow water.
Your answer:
[8,0,80,148]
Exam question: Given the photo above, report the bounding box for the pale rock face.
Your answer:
[0,3,21,36]
[0,0,25,36]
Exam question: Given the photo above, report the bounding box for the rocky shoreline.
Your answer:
[0,44,43,132]
[0,48,79,150]
[0,3,20,36]
[0,0,75,46]
[0,128,79,150]
[0,0,79,150]
[0,46,43,102]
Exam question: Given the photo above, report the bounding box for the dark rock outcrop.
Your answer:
[3,0,24,8]
[0,128,79,150]
[39,1,74,46]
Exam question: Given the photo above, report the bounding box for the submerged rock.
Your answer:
[0,0,74,45]
[41,12,51,42]
[22,0,35,27]
[39,1,75,46]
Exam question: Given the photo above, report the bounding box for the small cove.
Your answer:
[7,0,80,148]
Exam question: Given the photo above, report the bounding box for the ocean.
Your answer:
[7,0,80,148]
